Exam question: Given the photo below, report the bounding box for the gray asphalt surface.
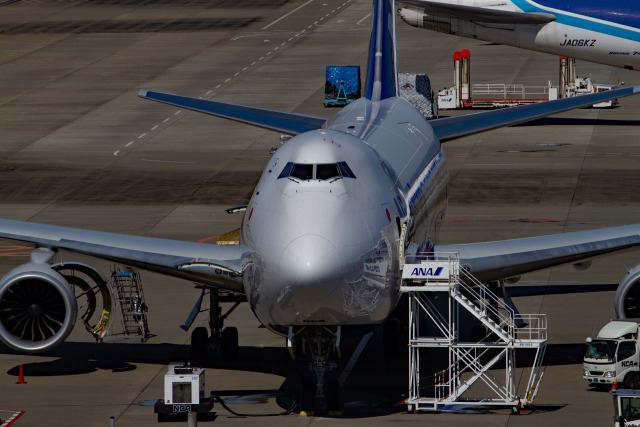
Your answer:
[1,0,640,425]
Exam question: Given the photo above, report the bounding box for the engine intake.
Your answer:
[0,249,77,353]
[615,264,640,319]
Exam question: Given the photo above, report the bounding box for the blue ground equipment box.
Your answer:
[324,66,361,107]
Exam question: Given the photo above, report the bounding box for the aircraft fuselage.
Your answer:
[400,0,640,70]
[241,97,449,334]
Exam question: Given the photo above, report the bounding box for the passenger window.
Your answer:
[290,164,313,180]
[316,164,341,180]
[618,341,636,361]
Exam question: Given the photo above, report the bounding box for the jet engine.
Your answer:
[0,248,77,353]
[615,264,640,319]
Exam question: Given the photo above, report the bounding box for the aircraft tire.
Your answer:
[383,321,399,356]
[326,379,341,414]
[221,327,239,361]
[299,378,315,413]
[191,327,208,366]
[315,396,328,416]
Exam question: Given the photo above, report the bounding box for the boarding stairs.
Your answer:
[104,267,151,342]
[401,253,547,412]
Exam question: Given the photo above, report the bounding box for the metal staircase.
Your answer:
[401,253,547,411]
[105,267,151,342]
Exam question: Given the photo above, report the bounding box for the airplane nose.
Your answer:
[280,234,343,289]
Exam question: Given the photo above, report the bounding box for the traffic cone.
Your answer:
[15,365,26,384]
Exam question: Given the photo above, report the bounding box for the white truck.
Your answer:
[583,321,640,389]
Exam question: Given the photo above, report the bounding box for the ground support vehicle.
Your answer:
[584,321,640,389]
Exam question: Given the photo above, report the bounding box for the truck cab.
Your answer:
[612,389,640,427]
[584,321,640,388]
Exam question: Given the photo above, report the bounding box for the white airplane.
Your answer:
[398,0,640,70]
[1,0,640,414]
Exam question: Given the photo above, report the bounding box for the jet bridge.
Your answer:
[401,254,547,412]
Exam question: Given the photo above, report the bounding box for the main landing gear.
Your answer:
[191,289,242,365]
[289,326,342,416]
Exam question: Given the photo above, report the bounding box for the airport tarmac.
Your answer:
[1,0,640,425]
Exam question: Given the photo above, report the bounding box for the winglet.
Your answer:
[364,0,398,101]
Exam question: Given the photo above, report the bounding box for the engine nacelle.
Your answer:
[615,264,640,319]
[0,249,77,353]
[398,8,424,28]
[398,8,454,34]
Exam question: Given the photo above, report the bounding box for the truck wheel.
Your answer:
[624,373,634,389]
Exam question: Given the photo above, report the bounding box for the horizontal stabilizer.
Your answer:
[398,0,556,24]
[138,90,327,135]
[431,85,640,142]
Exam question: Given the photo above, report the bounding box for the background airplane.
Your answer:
[1,0,640,416]
[398,0,640,70]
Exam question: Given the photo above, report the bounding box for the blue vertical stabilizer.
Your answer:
[364,0,398,102]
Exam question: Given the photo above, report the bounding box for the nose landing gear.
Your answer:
[290,326,342,416]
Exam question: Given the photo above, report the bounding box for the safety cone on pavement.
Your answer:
[15,365,26,384]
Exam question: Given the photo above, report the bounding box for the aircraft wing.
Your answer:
[435,224,640,283]
[397,0,556,24]
[138,90,327,136]
[430,85,640,142]
[0,218,250,293]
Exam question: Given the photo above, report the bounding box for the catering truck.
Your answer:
[583,321,640,389]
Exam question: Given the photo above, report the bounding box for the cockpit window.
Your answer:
[278,162,294,179]
[278,161,357,181]
[290,163,313,180]
[316,164,341,180]
[338,162,356,178]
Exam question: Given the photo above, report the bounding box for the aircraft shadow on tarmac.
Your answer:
[3,333,585,418]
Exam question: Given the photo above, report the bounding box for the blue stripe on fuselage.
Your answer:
[533,0,640,28]
[511,0,640,42]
